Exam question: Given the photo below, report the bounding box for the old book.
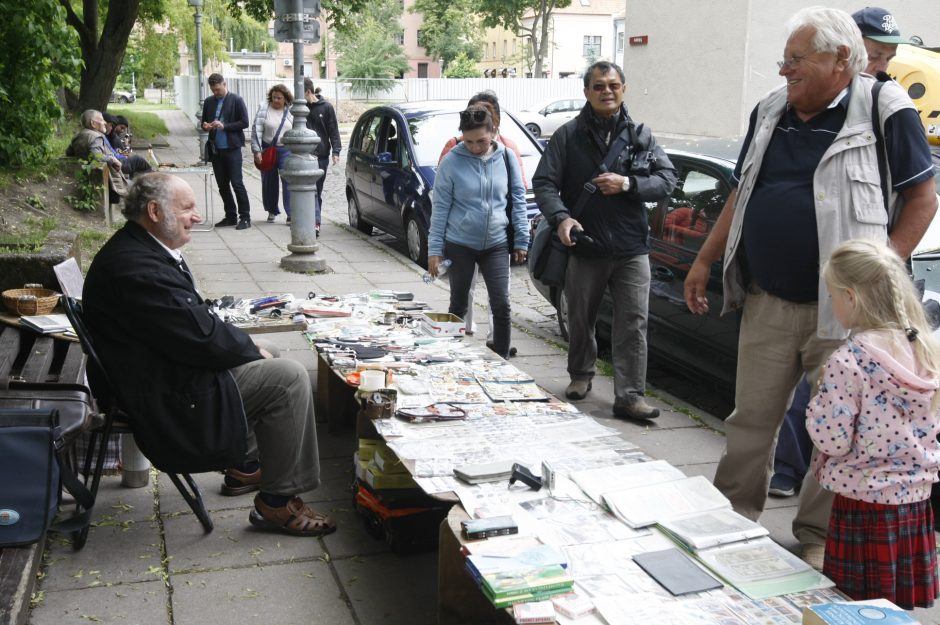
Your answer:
[512,600,555,624]
[658,507,769,551]
[803,599,920,625]
[19,314,72,335]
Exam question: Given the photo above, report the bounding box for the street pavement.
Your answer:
[26,109,940,625]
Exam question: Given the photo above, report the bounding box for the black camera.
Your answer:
[570,228,595,246]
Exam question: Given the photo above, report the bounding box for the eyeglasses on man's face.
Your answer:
[460,109,489,123]
[777,54,807,70]
[590,82,623,93]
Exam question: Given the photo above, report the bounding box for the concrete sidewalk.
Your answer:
[26,109,939,625]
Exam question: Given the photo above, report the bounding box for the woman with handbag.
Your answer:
[251,84,293,223]
[428,104,529,359]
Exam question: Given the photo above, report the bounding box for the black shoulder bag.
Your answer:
[531,128,633,286]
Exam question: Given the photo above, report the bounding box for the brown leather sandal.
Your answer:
[249,495,337,537]
[220,467,261,496]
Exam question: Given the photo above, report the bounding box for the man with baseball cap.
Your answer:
[852,7,906,75]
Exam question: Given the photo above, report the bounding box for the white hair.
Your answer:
[80,109,101,129]
[784,6,867,76]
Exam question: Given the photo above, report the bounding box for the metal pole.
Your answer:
[279,0,327,272]
[193,2,208,164]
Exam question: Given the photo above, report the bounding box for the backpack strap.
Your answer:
[870,72,891,220]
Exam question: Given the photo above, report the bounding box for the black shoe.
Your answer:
[215,217,237,227]
[236,219,251,230]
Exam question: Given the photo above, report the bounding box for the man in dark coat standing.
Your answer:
[303,78,341,236]
[83,172,336,537]
[201,73,252,230]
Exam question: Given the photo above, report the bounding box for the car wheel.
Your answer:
[347,193,373,235]
[525,123,541,138]
[554,287,570,342]
[404,210,428,269]
[119,96,129,103]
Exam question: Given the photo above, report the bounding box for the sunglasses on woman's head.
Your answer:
[460,109,489,123]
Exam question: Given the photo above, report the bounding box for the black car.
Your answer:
[530,143,940,394]
[345,100,544,268]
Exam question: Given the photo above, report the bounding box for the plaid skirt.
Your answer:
[824,494,938,609]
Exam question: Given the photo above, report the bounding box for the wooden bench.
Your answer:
[0,324,88,625]
[59,157,116,226]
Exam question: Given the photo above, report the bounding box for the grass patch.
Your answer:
[0,217,57,248]
[112,100,178,112]
[106,106,169,141]
[78,229,115,273]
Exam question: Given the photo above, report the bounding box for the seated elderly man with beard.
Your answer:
[82,172,336,537]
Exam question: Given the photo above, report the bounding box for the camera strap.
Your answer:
[570,126,632,221]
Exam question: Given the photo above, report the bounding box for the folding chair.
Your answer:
[62,297,213,534]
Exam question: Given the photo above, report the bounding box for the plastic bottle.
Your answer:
[422,259,452,283]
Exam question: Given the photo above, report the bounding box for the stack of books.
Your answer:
[462,537,573,609]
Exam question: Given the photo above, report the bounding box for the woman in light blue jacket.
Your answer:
[428,104,529,358]
[251,84,293,223]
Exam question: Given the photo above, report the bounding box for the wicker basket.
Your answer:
[2,287,60,316]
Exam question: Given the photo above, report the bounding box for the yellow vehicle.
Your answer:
[889,44,940,145]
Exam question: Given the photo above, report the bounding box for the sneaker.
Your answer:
[565,379,592,400]
[801,544,825,571]
[485,340,518,357]
[215,217,237,227]
[768,473,799,497]
[613,397,660,420]
[266,213,276,223]
[236,219,251,230]
[286,216,292,225]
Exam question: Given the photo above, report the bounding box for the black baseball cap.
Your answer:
[852,7,905,44]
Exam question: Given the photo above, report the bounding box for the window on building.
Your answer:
[492,42,496,58]
[502,40,507,60]
[417,29,426,49]
[512,39,517,55]
[579,0,590,5]
[395,31,404,46]
[236,64,261,74]
[583,36,601,57]
[617,32,624,54]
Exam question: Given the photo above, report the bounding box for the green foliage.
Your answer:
[0,216,57,248]
[65,156,106,213]
[335,0,410,99]
[0,2,80,168]
[235,0,370,37]
[411,0,482,72]
[444,53,482,78]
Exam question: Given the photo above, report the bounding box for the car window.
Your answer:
[361,115,383,155]
[378,117,401,162]
[662,168,727,252]
[544,101,564,115]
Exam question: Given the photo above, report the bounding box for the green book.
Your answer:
[481,583,574,609]
[481,564,573,599]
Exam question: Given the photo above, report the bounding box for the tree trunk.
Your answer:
[62,0,142,113]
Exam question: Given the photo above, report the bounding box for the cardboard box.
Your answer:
[417,312,465,337]
[365,464,418,490]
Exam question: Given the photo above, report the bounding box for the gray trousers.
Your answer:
[565,254,651,401]
[230,351,320,496]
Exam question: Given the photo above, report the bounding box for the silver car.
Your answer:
[514,97,586,139]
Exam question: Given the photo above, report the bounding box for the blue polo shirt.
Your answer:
[732,89,934,303]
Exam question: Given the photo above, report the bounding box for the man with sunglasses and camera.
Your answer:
[682,7,936,571]
[533,61,677,422]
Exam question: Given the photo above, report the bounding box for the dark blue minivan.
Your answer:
[345,100,543,268]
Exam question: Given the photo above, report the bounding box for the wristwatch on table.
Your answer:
[621,176,632,192]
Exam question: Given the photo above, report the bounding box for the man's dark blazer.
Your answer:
[82,221,261,472]
[200,91,249,150]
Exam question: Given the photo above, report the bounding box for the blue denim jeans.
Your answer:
[444,241,511,357]
[261,143,291,216]
[315,155,329,225]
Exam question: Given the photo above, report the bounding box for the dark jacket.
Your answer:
[82,221,262,473]
[200,91,249,150]
[305,98,341,158]
[533,103,676,257]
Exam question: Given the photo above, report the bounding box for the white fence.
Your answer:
[175,75,585,124]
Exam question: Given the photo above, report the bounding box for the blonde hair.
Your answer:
[823,239,940,378]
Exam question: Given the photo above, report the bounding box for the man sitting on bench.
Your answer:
[67,109,151,177]
[82,172,336,538]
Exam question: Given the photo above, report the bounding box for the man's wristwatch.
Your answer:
[621,176,632,193]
